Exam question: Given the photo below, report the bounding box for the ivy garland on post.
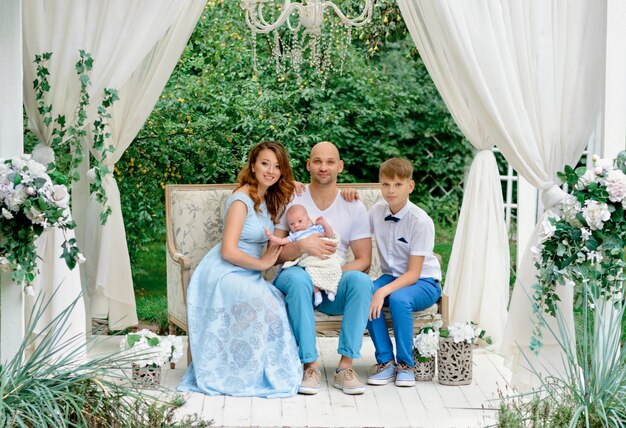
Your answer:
[33,50,118,225]
[530,151,626,354]
[0,51,119,294]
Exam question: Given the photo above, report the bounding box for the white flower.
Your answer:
[0,256,11,272]
[86,168,97,183]
[576,169,596,189]
[51,185,70,209]
[560,195,582,227]
[1,208,14,220]
[605,169,626,203]
[24,285,35,296]
[26,159,47,178]
[582,200,611,230]
[594,157,614,174]
[580,228,592,241]
[448,322,476,343]
[538,216,557,243]
[414,330,439,359]
[4,185,28,211]
[25,206,46,224]
[586,251,603,264]
[32,144,55,167]
[74,252,86,264]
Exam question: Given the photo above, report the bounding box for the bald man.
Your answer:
[274,142,373,395]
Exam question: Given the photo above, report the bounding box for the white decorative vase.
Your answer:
[131,363,162,387]
[437,337,472,385]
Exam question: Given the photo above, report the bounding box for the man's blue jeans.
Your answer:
[366,275,441,367]
[274,267,373,363]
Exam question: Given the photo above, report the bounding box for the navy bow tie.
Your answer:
[384,214,400,222]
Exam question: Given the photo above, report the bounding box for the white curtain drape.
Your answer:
[398,0,606,390]
[23,0,205,331]
[397,0,511,345]
[83,0,207,330]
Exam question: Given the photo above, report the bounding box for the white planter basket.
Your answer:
[437,336,472,385]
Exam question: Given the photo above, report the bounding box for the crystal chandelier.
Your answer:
[240,0,374,84]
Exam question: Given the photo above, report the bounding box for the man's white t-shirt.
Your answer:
[276,185,370,265]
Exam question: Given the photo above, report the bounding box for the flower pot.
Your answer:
[437,336,472,385]
[412,350,435,382]
[131,363,162,387]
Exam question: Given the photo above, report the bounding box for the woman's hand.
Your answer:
[260,243,282,269]
[340,188,360,202]
[369,288,388,321]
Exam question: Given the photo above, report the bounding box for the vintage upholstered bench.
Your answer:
[166,183,449,342]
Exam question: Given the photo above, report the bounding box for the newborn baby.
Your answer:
[266,204,342,306]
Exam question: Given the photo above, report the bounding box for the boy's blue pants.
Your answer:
[367,275,441,367]
[274,267,373,363]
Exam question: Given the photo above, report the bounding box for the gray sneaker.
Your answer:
[298,366,321,395]
[333,368,365,395]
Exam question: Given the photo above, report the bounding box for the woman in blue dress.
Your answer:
[178,141,302,398]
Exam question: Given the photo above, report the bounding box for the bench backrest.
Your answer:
[165,184,384,278]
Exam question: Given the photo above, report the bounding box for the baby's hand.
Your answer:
[264,227,273,238]
[314,216,325,225]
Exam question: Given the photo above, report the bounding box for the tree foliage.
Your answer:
[116,0,472,263]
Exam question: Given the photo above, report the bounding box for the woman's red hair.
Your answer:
[236,141,295,223]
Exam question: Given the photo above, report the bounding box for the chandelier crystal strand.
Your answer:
[339,25,351,75]
[240,0,374,82]
[251,31,259,75]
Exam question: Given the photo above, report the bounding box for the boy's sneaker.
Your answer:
[298,366,321,395]
[367,362,396,385]
[333,368,365,395]
[395,363,416,387]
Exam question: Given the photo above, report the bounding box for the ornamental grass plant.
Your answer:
[0,289,211,428]
[497,283,625,427]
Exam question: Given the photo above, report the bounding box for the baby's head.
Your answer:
[286,205,311,233]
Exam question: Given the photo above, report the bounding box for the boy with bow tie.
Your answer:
[366,158,442,387]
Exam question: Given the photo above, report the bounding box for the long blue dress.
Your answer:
[177,193,302,398]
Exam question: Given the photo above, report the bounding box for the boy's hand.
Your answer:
[369,288,388,321]
[340,188,360,202]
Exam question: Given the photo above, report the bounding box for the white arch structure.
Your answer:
[1,1,624,389]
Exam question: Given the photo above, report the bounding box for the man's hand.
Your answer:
[369,288,388,321]
[299,233,337,259]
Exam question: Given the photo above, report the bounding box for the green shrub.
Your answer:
[117,0,471,265]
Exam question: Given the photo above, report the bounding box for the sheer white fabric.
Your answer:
[398,0,606,390]
[82,0,206,330]
[22,0,204,330]
[397,1,510,346]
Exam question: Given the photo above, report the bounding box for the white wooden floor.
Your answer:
[91,336,512,428]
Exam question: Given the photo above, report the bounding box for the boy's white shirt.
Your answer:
[369,199,442,281]
[276,185,370,265]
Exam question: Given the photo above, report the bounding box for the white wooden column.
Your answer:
[0,0,24,362]
[600,0,626,159]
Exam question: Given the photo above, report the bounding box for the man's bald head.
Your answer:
[307,141,344,186]
[310,141,340,160]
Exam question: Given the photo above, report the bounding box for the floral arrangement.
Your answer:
[531,151,626,353]
[439,321,492,345]
[120,329,184,368]
[0,155,83,293]
[413,321,442,362]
